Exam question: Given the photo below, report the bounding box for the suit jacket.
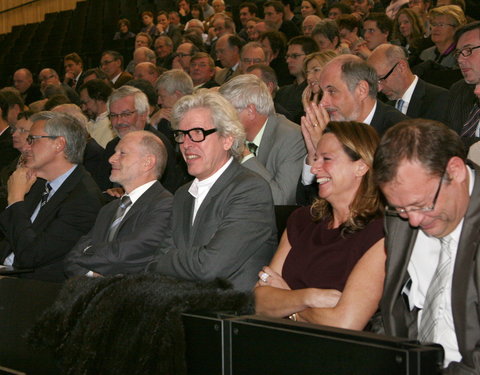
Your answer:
[214,66,242,85]
[0,128,19,170]
[0,165,104,282]
[274,81,307,125]
[371,99,409,136]
[446,79,477,136]
[149,160,278,291]
[387,78,449,122]
[64,181,173,277]
[243,114,306,205]
[381,165,480,374]
[112,71,133,89]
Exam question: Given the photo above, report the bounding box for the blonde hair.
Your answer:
[429,5,466,28]
[303,50,338,75]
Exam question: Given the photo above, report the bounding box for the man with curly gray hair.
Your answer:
[148,90,277,292]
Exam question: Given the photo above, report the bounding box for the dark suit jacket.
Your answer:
[149,160,278,291]
[446,79,477,136]
[22,84,42,106]
[243,114,306,205]
[387,78,449,122]
[64,181,173,277]
[381,165,480,374]
[0,128,19,170]
[371,99,409,136]
[112,71,133,89]
[0,165,104,282]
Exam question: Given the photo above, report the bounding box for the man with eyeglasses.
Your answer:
[100,51,133,89]
[239,42,266,73]
[367,43,448,121]
[188,52,218,89]
[0,111,103,282]
[172,42,198,73]
[447,22,480,150]
[374,119,480,374]
[275,36,319,124]
[147,90,276,292]
[38,68,81,106]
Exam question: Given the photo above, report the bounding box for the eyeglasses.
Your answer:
[173,127,218,144]
[190,62,209,68]
[385,172,445,216]
[454,45,480,59]
[430,22,456,28]
[10,126,29,134]
[26,135,58,145]
[242,58,264,64]
[176,52,192,58]
[285,53,306,60]
[39,75,55,82]
[378,62,399,83]
[108,110,137,121]
[100,59,115,66]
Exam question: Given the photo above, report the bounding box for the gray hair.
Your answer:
[135,47,156,63]
[383,43,408,64]
[219,74,274,116]
[137,131,168,178]
[312,19,340,45]
[107,86,149,115]
[240,41,266,59]
[155,69,194,96]
[171,90,245,160]
[336,55,378,98]
[51,103,88,128]
[30,111,87,164]
[246,64,278,92]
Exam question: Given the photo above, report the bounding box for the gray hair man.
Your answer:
[0,111,103,281]
[220,74,306,204]
[148,90,277,291]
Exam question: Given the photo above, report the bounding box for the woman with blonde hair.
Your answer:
[302,50,337,105]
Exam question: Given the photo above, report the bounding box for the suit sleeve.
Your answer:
[67,192,173,277]
[242,128,306,205]
[152,175,277,283]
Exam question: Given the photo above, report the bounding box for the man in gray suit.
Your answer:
[374,118,480,373]
[65,131,173,277]
[149,90,277,291]
[220,74,306,205]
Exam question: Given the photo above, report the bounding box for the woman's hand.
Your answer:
[301,100,330,165]
[257,266,291,290]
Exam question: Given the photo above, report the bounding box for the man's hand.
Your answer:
[7,167,37,206]
[105,187,125,198]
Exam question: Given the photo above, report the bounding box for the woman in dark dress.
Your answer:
[255,121,385,330]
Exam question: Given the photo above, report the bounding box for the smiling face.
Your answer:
[305,58,323,94]
[178,107,233,181]
[311,133,365,206]
[80,88,100,119]
[109,96,147,138]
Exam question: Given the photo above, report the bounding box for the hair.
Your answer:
[137,131,168,178]
[142,11,154,19]
[364,13,393,39]
[30,111,88,163]
[382,43,409,65]
[43,84,66,99]
[0,87,24,111]
[260,31,287,57]
[240,41,266,59]
[126,79,158,107]
[18,110,34,121]
[302,0,322,17]
[246,64,279,91]
[102,50,124,67]
[220,74,274,116]
[84,68,109,81]
[264,0,284,14]
[373,119,466,186]
[328,2,352,15]
[136,32,153,47]
[336,55,378,98]
[64,52,83,66]
[444,0,465,11]
[52,103,88,126]
[156,69,194,96]
[454,20,480,43]
[429,5,466,28]
[225,34,246,52]
[311,121,382,235]
[171,90,246,160]
[44,95,70,111]
[135,47,157,63]
[80,79,113,102]
[156,36,173,49]
[0,92,8,121]
[303,50,338,74]
[118,18,130,28]
[107,86,149,115]
[191,52,215,69]
[240,2,258,15]
[392,8,425,47]
[312,19,340,47]
[158,10,168,18]
[336,14,362,32]
[288,35,319,55]
[191,4,204,20]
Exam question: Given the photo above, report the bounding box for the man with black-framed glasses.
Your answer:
[0,111,103,282]
[374,119,480,374]
[147,90,277,292]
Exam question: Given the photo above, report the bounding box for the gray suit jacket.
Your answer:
[243,114,306,205]
[150,160,278,292]
[381,166,480,374]
[64,181,173,277]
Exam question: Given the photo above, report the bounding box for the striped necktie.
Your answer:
[461,102,480,138]
[107,195,132,241]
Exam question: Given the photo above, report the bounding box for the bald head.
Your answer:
[133,47,157,65]
[13,69,33,93]
[134,62,160,85]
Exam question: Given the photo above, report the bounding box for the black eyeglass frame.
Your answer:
[26,135,59,145]
[173,128,218,144]
[378,62,399,83]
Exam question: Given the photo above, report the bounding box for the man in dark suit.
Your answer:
[63,52,86,93]
[374,119,480,374]
[189,53,219,89]
[0,112,103,282]
[148,90,277,292]
[214,34,244,85]
[100,51,133,89]
[13,68,42,106]
[65,131,172,277]
[368,43,449,122]
[220,74,306,205]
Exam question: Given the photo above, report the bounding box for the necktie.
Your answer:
[40,182,52,209]
[72,78,77,89]
[461,102,480,138]
[107,195,132,241]
[224,68,234,82]
[418,236,452,343]
[247,142,258,156]
[396,99,405,112]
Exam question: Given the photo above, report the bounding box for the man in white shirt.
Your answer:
[65,131,173,277]
[148,90,277,291]
[374,118,480,373]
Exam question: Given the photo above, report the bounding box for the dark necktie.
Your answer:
[247,142,258,156]
[107,195,132,241]
[396,99,405,113]
[40,182,52,209]
[224,68,234,82]
[461,102,480,138]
